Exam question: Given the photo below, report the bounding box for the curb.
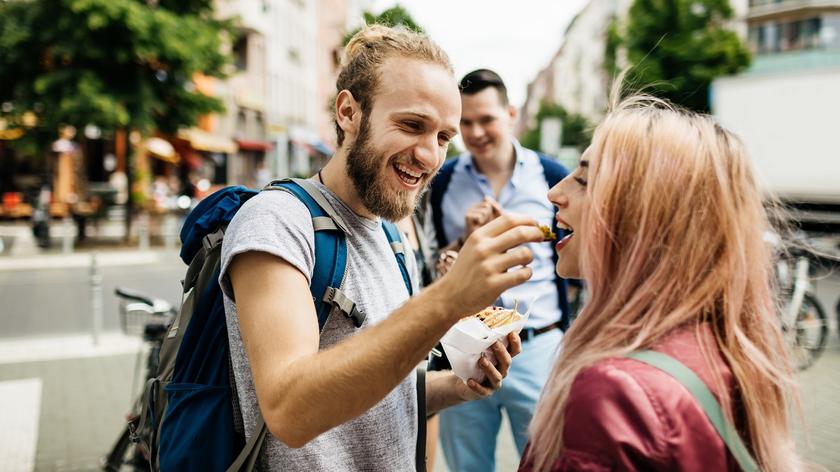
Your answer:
[0,332,145,365]
[0,250,179,271]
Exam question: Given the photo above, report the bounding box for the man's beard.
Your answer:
[345,117,430,221]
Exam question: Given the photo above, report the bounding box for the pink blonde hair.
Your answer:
[528,95,800,471]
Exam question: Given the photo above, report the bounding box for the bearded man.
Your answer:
[221,25,545,471]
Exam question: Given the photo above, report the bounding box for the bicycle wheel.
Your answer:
[791,293,828,370]
[101,425,131,471]
[100,423,150,471]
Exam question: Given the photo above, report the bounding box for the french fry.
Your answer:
[539,225,556,241]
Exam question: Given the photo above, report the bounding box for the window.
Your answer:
[233,35,248,71]
[750,17,823,54]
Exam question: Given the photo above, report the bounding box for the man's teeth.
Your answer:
[395,164,422,178]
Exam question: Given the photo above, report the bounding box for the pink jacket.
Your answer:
[520,326,746,471]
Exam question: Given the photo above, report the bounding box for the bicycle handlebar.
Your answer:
[114,287,156,306]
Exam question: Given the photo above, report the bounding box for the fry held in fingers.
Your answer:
[539,224,556,241]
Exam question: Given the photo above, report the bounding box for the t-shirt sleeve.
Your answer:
[219,189,315,302]
[557,361,670,470]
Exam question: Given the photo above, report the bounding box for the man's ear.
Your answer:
[506,103,518,124]
[336,90,361,139]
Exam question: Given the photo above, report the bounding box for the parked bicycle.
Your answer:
[101,287,176,472]
[775,244,829,371]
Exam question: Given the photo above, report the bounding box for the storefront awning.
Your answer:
[178,128,237,154]
[312,141,334,156]
[0,129,24,140]
[146,137,180,164]
[236,138,273,152]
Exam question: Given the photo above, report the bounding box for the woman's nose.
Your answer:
[547,181,568,208]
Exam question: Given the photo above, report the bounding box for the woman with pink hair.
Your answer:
[520,96,800,471]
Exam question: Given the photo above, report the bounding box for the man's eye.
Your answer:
[404,121,421,131]
[438,134,452,146]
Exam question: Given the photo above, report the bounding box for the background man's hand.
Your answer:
[435,249,458,277]
[436,213,543,320]
[455,332,522,400]
[464,196,504,238]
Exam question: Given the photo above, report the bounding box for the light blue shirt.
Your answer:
[438,141,562,328]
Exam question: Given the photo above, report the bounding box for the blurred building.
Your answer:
[746,0,840,60]
[518,0,631,138]
[712,0,840,225]
[183,0,366,194]
[317,0,369,155]
[518,0,753,137]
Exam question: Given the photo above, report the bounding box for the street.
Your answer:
[0,250,185,338]
[0,251,838,471]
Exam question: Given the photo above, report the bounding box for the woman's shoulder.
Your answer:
[561,327,735,470]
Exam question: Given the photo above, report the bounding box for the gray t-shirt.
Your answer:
[219,182,418,471]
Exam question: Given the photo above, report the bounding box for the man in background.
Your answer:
[429,68,571,472]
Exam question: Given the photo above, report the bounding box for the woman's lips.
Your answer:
[555,233,573,252]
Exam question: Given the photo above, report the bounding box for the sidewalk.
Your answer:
[0,333,145,472]
[0,333,838,471]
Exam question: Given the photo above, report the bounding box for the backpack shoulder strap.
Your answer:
[429,158,459,249]
[381,220,413,296]
[263,179,348,330]
[536,153,568,187]
[625,350,759,472]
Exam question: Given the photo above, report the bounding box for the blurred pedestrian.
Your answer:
[428,69,572,472]
[521,94,800,471]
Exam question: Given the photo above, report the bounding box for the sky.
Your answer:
[369,0,591,108]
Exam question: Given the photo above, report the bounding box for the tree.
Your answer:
[520,102,592,153]
[608,0,750,112]
[343,5,424,45]
[0,0,231,237]
[0,0,230,142]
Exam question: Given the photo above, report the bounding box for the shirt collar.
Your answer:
[463,139,528,184]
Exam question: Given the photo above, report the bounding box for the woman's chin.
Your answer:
[555,265,581,279]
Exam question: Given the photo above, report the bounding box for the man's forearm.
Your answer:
[263,282,462,447]
[425,370,467,415]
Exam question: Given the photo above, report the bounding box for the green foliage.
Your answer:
[609,0,750,112]
[343,5,424,45]
[445,141,461,158]
[0,0,230,144]
[520,102,592,153]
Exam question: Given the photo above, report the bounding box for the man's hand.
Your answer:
[434,213,543,320]
[464,196,504,238]
[435,249,458,277]
[457,331,523,400]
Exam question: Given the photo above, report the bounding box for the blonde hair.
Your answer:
[528,95,800,471]
[334,24,453,146]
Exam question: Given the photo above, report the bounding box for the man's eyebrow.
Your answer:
[393,111,458,136]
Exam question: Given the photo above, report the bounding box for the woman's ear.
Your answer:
[335,90,361,140]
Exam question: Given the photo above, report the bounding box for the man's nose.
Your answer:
[463,123,484,139]
[413,134,440,170]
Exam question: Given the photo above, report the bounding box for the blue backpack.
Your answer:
[132,178,413,471]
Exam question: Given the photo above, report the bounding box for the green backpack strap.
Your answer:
[625,350,759,472]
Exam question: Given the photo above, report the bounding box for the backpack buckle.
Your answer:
[323,287,366,328]
[202,228,224,251]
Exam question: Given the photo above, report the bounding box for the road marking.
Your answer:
[0,250,172,272]
[0,378,42,472]
[0,333,143,365]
